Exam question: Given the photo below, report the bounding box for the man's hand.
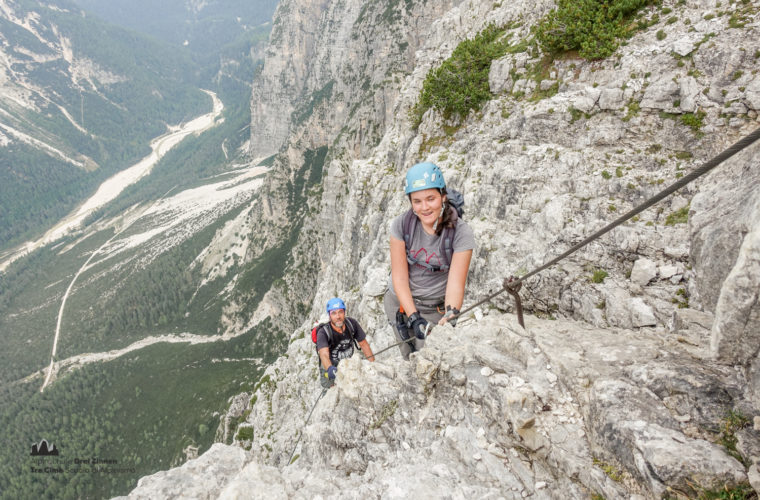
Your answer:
[406,312,429,340]
[327,366,338,380]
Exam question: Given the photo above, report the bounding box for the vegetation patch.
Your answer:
[698,483,756,500]
[622,100,640,121]
[665,205,689,226]
[569,106,592,123]
[717,409,750,465]
[591,269,609,283]
[672,288,689,308]
[370,400,398,430]
[235,426,254,441]
[292,81,336,126]
[413,24,511,126]
[680,110,706,132]
[534,0,658,60]
[592,457,623,482]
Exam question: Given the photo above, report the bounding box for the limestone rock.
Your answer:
[750,464,760,497]
[711,216,760,364]
[631,258,658,286]
[489,56,514,94]
[361,265,388,297]
[598,88,625,110]
[116,444,247,500]
[670,37,696,57]
[640,77,679,111]
[690,124,760,315]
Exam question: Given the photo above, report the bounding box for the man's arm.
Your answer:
[318,347,332,370]
[358,339,375,362]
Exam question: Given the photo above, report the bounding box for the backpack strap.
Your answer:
[345,318,360,351]
[402,209,417,258]
[322,324,334,347]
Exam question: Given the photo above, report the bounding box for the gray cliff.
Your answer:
[121,0,760,498]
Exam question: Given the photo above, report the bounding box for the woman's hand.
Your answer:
[438,306,459,326]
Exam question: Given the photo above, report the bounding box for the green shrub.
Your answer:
[665,205,689,225]
[534,0,657,60]
[236,426,254,441]
[674,151,692,159]
[623,100,640,121]
[591,269,609,283]
[672,288,689,308]
[680,110,706,131]
[413,24,510,125]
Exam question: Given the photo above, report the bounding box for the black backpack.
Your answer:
[402,189,465,272]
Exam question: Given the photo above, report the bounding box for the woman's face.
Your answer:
[410,188,446,227]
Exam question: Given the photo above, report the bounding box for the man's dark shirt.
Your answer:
[315,317,366,366]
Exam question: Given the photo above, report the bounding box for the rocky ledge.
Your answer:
[120,307,758,499]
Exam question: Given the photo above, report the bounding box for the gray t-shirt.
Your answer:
[389,212,476,301]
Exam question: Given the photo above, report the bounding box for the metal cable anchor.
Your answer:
[504,276,524,328]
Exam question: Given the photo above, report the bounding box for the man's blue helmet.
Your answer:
[326,297,346,314]
[404,162,446,195]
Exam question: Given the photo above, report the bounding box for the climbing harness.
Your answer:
[287,387,328,465]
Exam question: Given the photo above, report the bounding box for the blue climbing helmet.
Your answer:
[404,162,446,195]
[326,297,346,314]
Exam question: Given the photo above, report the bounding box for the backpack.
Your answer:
[310,319,360,359]
[402,189,465,272]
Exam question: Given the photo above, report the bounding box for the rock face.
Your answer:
[125,0,760,497]
[124,313,750,499]
[689,141,760,407]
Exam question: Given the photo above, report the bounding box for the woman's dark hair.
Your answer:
[436,188,456,236]
[408,188,455,236]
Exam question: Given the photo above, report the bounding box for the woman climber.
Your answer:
[383,162,475,359]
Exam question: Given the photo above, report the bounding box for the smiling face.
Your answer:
[329,308,345,330]
[409,188,446,230]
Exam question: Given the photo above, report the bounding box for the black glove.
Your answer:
[443,305,460,327]
[406,312,429,340]
[327,366,337,380]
